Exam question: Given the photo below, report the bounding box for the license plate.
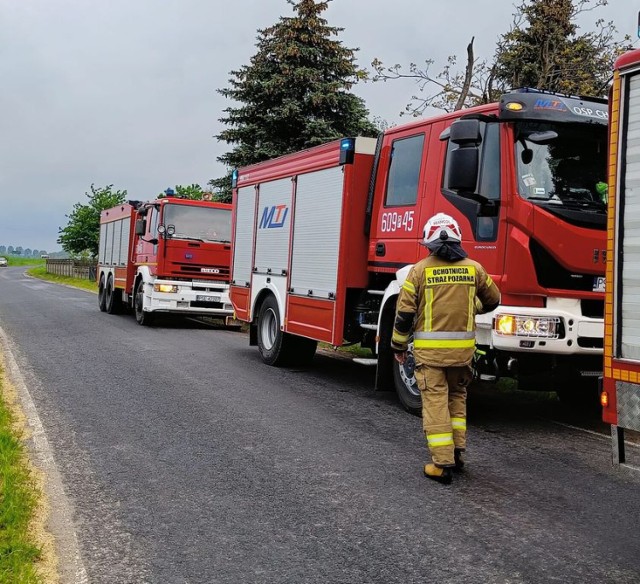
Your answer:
[593,276,605,292]
[196,294,221,302]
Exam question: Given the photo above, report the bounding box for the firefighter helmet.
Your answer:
[422,213,462,245]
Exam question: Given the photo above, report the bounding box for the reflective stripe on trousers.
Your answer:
[427,433,454,448]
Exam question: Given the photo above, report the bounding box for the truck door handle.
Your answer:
[375,243,386,257]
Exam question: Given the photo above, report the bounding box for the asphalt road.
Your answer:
[1,266,639,584]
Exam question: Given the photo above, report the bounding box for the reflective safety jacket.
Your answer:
[392,255,500,367]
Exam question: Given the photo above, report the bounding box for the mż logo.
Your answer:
[259,205,289,229]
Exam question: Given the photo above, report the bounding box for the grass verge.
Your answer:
[27,267,98,293]
[0,361,44,583]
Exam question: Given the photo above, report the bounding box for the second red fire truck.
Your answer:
[601,48,640,466]
[230,88,608,414]
[98,193,234,325]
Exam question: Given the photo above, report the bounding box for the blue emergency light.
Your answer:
[339,138,355,165]
[231,169,239,188]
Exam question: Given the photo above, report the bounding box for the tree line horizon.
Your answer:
[0,246,51,258]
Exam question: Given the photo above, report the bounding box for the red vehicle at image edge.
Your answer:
[601,48,640,467]
[230,88,608,414]
[97,194,234,326]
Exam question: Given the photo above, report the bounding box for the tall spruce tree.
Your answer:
[211,0,376,198]
[494,0,630,97]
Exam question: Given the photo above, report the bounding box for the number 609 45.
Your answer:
[380,211,415,232]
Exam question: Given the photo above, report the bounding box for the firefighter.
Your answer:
[392,213,500,484]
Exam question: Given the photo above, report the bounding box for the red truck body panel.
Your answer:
[603,49,640,433]
[230,139,374,345]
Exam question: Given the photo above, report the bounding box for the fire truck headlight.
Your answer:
[496,314,516,335]
[494,314,560,338]
[154,284,179,293]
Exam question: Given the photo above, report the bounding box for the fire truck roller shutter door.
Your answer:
[252,178,292,323]
[620,74,640,360]
[289,166,344,299]
[232,186,257,287]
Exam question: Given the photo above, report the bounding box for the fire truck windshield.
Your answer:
[162,204,232,243]
[515,121,607,212]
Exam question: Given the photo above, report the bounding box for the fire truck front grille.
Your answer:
[530,240,602,292]
[174,264,230,278]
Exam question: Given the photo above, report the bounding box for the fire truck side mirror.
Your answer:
[447,119,481,192]
[135,219,146,236]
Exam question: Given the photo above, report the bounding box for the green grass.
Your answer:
[0,366,43,583]
[2,258,44,268]
[319,342,372,359]
[27,266,98,293]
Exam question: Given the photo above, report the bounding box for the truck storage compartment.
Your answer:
[230,138,375,345]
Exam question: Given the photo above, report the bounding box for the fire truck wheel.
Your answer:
[105,275,122,315]
[98,274,107,312]
[392,340,422,416]
[134,279,154,326]
[257,295,287,366]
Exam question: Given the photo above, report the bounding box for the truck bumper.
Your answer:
[480,298,603,356]
[147,279,233,317]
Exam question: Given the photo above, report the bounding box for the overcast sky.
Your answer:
[0,0,634,252]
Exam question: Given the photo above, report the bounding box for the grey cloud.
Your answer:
[0,0,632,251]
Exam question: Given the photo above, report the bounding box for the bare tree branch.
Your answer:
[454,37,475,111]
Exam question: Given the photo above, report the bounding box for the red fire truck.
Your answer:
[601,48,640,466]
[230,88,608,414]
[98,194,234,325]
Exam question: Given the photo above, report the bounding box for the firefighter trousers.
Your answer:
[415,364,471,467]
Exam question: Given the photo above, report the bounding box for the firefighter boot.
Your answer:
[454,448,465,472]
[423,464,453,485]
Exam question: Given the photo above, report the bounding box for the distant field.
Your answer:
[2,257,46,267]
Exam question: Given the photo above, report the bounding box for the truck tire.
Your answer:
[393,338,422,416]
[257,295,289,366]
[105,275,122,314]
[98,274,107,312]
[134,279,154,326]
